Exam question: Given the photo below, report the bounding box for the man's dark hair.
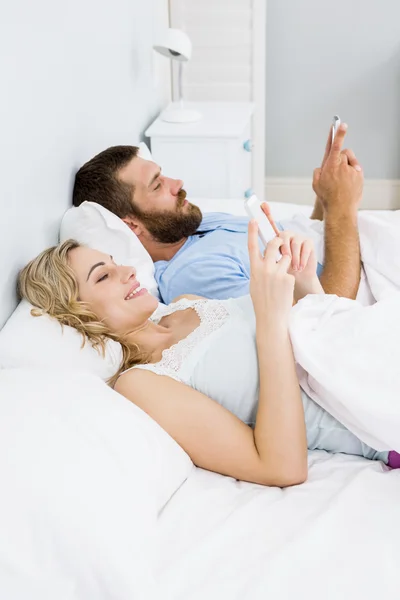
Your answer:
[72,145,139,218]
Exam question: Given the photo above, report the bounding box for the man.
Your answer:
[72,124,363,304]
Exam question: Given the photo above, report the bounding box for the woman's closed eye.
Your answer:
[96,273,109,283]
[154,183,161,191]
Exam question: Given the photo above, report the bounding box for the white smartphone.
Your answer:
[332,115,341,144]
[244,194,276,247]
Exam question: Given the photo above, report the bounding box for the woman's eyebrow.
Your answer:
[86,262,105,281]
[86,256,113,281]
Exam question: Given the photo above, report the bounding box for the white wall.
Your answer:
[0,0,169,328]
[266,0,400,179]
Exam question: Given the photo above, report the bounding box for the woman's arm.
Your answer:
[248,226,308,484]
[115,233,309,488]
[253,320,307,484]
[115,231,309,488]
[115,369,303,487]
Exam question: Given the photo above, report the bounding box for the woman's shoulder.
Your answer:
[114,364,162,393]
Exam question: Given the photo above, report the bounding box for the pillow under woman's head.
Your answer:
[15,239,161,384]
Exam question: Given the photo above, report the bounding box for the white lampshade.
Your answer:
[153,28,201,123]
[153,28,192,62]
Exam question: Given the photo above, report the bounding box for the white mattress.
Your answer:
[155,200,400,599]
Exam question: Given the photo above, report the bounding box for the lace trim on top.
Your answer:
[133,298,230,381]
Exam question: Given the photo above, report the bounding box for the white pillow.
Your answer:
[0,369,193,599]
[60,201,159,298]
[59,141,158,298]
[0,299,122,379]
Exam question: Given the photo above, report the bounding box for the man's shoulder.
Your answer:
[199,212,249,230]
[155,234,245,280]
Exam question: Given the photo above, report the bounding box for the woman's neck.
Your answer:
[125,320,174,364]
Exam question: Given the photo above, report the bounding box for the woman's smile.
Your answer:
[125,284,148,300]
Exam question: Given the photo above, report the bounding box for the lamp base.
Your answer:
[160,107,202,123]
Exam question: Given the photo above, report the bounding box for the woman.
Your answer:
[18,224,394,487]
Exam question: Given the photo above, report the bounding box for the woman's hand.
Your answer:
[248,220,295,325]
[278,230,324,302]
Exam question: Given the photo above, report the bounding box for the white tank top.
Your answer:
[132,295,260,424]
[124,295,384,460]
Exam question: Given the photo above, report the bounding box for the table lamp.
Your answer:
[153,28,202,123]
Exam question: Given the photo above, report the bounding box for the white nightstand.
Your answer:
[145,102,255,200]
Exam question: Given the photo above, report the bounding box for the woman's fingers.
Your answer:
[299,240,313,271]
[277,254,292,273]
[249,224,313,274]
[290,238,301,271]
[278,231,293,258]
[248,220,262,261]
[264,236,285,268]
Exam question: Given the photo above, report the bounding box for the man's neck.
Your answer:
[142,237,188,263]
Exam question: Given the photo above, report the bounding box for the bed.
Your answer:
[1,1,399,598]
[3,195,399,600]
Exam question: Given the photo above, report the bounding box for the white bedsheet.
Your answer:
[157,452,400,599]
[155,201,400,600]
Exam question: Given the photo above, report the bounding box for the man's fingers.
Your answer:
[328,123,348,163]
[312,168,321,194]
[341,148,362,172]
[322,125,333,166]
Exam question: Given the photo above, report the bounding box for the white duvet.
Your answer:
[154,203,400,600]
[290,210,400,452]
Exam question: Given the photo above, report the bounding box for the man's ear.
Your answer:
[122,216,143,237]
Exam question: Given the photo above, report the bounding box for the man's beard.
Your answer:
[132,189,203,244]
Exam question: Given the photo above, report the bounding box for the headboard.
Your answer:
[0,0,169,328]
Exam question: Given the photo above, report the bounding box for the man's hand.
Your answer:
[312,123,364,217]
[311,124,363,220]
[311,123,363,300]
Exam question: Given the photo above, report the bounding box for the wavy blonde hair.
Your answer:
[18,239,148,386]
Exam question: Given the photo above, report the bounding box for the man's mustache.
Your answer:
[177,188,187,207]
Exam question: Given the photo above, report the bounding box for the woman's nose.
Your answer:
[121,266,136,282]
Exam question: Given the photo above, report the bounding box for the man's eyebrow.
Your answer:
[86,257,112,281]
[148,169,161,189]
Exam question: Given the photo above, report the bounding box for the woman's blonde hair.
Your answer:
[18,239,148,386]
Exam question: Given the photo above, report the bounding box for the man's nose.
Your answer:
[170,178,184,195]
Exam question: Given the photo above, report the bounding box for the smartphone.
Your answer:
[244,194,277,247]
[332,115,341,144]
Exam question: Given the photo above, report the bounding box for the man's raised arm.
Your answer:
[312,123,364,299]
